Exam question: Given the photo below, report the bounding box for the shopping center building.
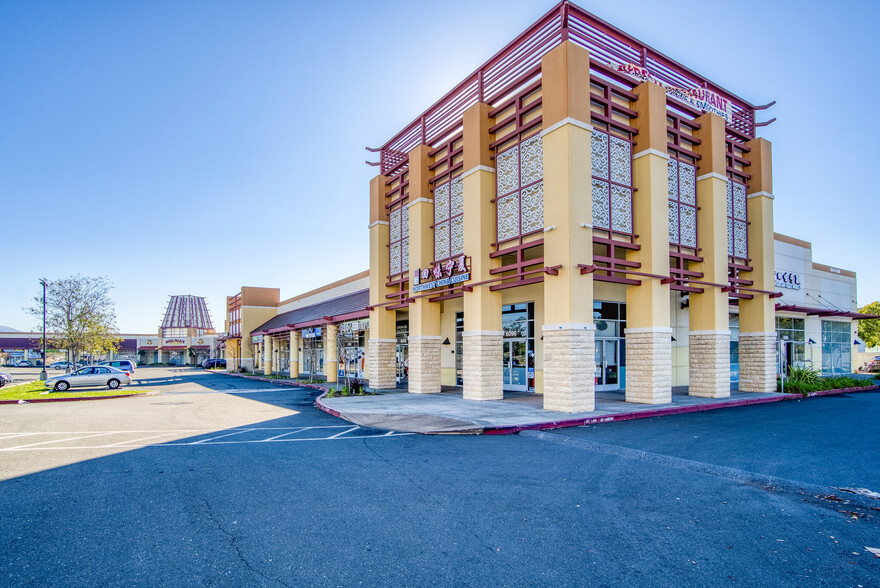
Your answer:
[223,2,875,411]
[136,295,219,365]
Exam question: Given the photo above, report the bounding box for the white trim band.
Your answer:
[463,165,495,179]
[748,191,774,200]
[462,330,504,337]
[633,148,669,161]
[738,332,777,338]
[697,172,728,182]
[624,327,673,334]
[408,335,443,341]
[688,330,732,336]
[368,220,390,229]
[542,323,597,332]
[540,117,593,136]
[406,197,433,208]
[368,338,397,343]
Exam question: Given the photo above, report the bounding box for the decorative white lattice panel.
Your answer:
[520,183,544,234]
[434,184,449,225]
[497,193,520,241]
[610,185,632,233]
[450,176,463,216]
[592,179,610,230]
[390,209,401,242]
[667,159,678,201]
[435,220,450,260]
[680,205,697,248]
[609,136,631,185]
[520,135,543,186]
[591,130,609,180]
[679,162,696,205]
[668,201,679,243]
[451,216,464,256]
[496,147,519,196]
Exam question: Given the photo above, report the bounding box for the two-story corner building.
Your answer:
[362,1,875,413]
[220,287,281,371]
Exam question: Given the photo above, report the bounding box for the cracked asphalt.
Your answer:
[0,368,878,586]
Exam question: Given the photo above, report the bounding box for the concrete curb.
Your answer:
[483,385,879,435]
[0,392,152,405]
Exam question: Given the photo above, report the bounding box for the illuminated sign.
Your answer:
[774,271,802,290]
[412,255,470,293]
[608,60,733,123]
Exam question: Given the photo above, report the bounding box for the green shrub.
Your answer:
[787,365,821,386]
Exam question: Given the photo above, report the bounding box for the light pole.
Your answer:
[39,279,48,381]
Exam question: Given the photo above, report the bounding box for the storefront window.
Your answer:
[776,317,806,371]
[302,327,323,376]
[821,321,851,375]
[593,301,626,390]
[455,312,464,386]
[729,313,739,383]
[396,321,408,383]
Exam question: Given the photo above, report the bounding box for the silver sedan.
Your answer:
[45,366,132,392]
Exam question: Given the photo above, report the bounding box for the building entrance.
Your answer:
[502,339,528,391]
[595,338,620,391]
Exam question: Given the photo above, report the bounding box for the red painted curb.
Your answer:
[0,392,150,405]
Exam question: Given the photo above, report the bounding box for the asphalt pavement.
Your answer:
[0,367,877,586]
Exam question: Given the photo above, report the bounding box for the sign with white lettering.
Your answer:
[775,271,802,290]
[412,255,470,293]
[251,335,263,344]
[164,338,186,345]
[609,60,733,123]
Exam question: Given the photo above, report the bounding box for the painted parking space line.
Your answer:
[0,426,410,451]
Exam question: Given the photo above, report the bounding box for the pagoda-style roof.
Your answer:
[161,295,214,331]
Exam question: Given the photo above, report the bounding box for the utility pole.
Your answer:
[39,279,48,381]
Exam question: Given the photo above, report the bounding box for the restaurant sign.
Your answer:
[609,60,733,123]
[775,271,802,290]
[412,255,470,293]
[164,338,186,345]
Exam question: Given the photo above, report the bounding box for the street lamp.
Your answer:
[39,279,48,381]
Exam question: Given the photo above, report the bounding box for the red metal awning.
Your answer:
[776,304,880,319]
[159,346,187,351]
[138,346,158,350]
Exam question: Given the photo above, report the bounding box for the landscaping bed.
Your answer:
[0,381,148,403]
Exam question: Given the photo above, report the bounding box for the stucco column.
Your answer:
[739,137,777,392]
[689,113,731,397]
[367,174,398,390]
[625,81,672,404]
[289,330,300,378]
[407,144,442,394]
[461,101,503,401]
[325,324,338,383]
[540,42,596,412]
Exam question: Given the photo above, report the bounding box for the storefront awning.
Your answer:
[138,346,158,351]
[776,304,880,319]
[251,289,369,336]
[159,346,187,351]
[189,345,211,350]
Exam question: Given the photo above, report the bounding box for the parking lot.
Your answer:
[0,367,878,586]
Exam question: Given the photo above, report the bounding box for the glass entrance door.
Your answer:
[503,339,528,392]
[595,339,620,391]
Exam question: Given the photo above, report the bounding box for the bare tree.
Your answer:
[26,275,122,365]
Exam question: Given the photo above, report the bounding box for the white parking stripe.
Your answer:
[1,432,118,451]
[327,426,360,439]
[190,429,253,444]
[104,433,180,447]
[260,428,311,441]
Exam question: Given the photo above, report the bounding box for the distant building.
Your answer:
[137,295,219,365]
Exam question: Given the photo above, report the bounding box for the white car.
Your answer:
[45,366,132,392]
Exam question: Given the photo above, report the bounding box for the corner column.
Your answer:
[462,101,503,401]
[264,338,274,375]
[689,113,731,397]
[625,81,672,404]
[541,42,596,412]
[367,174,398,390]
[289,330,300,378]
[739,138,777,392]
[325,324,338,383]
[407,145,442,394]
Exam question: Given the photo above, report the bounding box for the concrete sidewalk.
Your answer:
[317,385,879,434]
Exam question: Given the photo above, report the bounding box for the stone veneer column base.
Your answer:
[542,324,595,413]
[462,332,503,401]
[739,332,777,393]
[408,336,441,394]
[367,339,397,390]
[688,330,731,398]
[624,328,672,405]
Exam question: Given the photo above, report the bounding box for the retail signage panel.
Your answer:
[412,255,470,293]
[251,335,264,344]
[164,338,186,345]
[774,271,802,290]
[302,328,321,339]
[609,60,733,123]
[339,319,369,334]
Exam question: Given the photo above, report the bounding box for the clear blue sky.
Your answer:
[2,0,877,333]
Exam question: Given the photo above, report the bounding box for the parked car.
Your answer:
[202,358,226,369]
[0,372,11,387]
[98,360,136,372]
[866,360,880,373]
[45,366,132,392]
[50,361,82,371]
[17,361,32,367]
